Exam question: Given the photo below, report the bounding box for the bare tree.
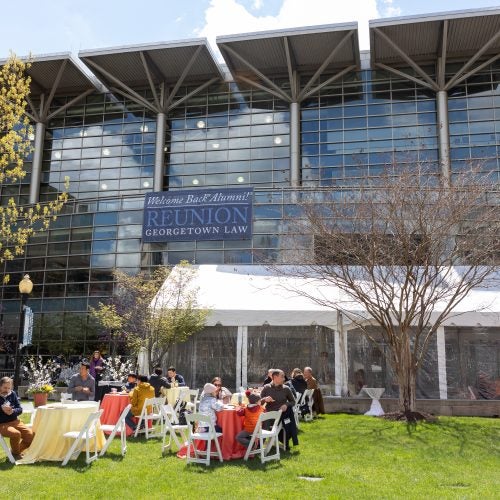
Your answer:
[90,262,209,372]
[274,163,500,418]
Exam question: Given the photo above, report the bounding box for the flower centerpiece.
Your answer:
[22,356,58,406]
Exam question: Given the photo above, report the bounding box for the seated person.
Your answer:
[149,367,170,397]
[304,366,325,414]
[198,383,223,432]
[166,366,186,387]
[0,376,34,460]
[261,369,298,449]
[236,391,263,447]
[290,368,308,395]
[68,362,95,401]
[212,377,232,404]
[125,375,155,432]
[124,373,138,392]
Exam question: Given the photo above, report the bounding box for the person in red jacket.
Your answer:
[235,390,263,447]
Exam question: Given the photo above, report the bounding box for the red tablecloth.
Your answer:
[177,408,246,460]
[100,393,134,436]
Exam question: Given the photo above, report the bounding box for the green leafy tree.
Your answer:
[90,262,209,371]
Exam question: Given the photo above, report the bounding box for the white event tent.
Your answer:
[152,265,500,396]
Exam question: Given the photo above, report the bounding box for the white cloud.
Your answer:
[198,0,379,58]
[381,0,402,17]
[252,0,264,9]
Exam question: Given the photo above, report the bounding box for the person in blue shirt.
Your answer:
[166,366,186,386]
[0,377,34,460]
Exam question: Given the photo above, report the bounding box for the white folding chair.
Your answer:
[0,434,16,464]
[134,397,164,438]
[293,392,302,428]
[187,389,200,411]
[244,410,282,463]
[99,403,131,457]
[301,389,315,422]
[61,409,103,466]
[21,402,36,429]
[160,404,189,453]
[185,413,223,466]
[173,389,189,419]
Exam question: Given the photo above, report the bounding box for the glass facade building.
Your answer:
[0,9,499,396]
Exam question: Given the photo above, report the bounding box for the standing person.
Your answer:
[149,367,170,397]
[90,350,105,401]
[125,375,155,433]
[212,377,232,404]
[166,366,186,387]
[261,369,298,449]
[198,383,223,432]
[235,391,263,447]
[0,377,34,460]
[68,362,95,401]
[304,366,325,414]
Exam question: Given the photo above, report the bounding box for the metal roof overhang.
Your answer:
[0,53,98,96]
[370,8,500,67]
[217,23,360,80]
[78,39,224,89]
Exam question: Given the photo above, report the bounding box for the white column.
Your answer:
[236,326,243,390]
[154,112,167,192]
[241,326,248,389]
[436,90,450,185]
[436,326,448,400]
[334,329,342,396]
[290,101,300,187]
[334,323,349,396]
[29,121,45,204]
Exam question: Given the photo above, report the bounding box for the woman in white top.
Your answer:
[198,383,223,432]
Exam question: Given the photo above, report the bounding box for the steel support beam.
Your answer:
[154,112,167,192]
[290,101,301,187]
[29,121,45,204]
[436,90,450,185]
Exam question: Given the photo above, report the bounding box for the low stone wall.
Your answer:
[324,396,500,417]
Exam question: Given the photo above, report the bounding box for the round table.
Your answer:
[163,386,190,405]
[177,407,246,461]
[17,402,105,464]
[100,393,133,436]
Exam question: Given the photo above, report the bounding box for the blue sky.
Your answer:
[0,0,498,57]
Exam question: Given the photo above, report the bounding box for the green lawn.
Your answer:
[1,414,499,499]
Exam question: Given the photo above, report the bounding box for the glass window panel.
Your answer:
[91,254,115,267]
[68,239,91,253]
[92,240,117,254]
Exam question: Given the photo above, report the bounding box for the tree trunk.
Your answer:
[394,336,418,415]
[398,369,417,414]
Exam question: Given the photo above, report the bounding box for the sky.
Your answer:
[0,0,499,59]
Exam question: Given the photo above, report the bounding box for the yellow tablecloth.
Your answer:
[162,386,190,405]
[17,403,105,464]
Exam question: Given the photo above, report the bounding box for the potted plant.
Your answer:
[26,383,54,407]
[22,356,59,406]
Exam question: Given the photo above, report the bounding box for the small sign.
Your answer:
[142,187,253,242]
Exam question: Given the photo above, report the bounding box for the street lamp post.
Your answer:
[13,274,33,392]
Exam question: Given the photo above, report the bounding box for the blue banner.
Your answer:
[142,187,253,242]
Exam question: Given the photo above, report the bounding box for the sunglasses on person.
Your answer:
[214,383,221,387]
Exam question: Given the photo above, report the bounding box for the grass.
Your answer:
[1,414,499,499]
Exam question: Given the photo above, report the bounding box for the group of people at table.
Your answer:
[1,355,324,463]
